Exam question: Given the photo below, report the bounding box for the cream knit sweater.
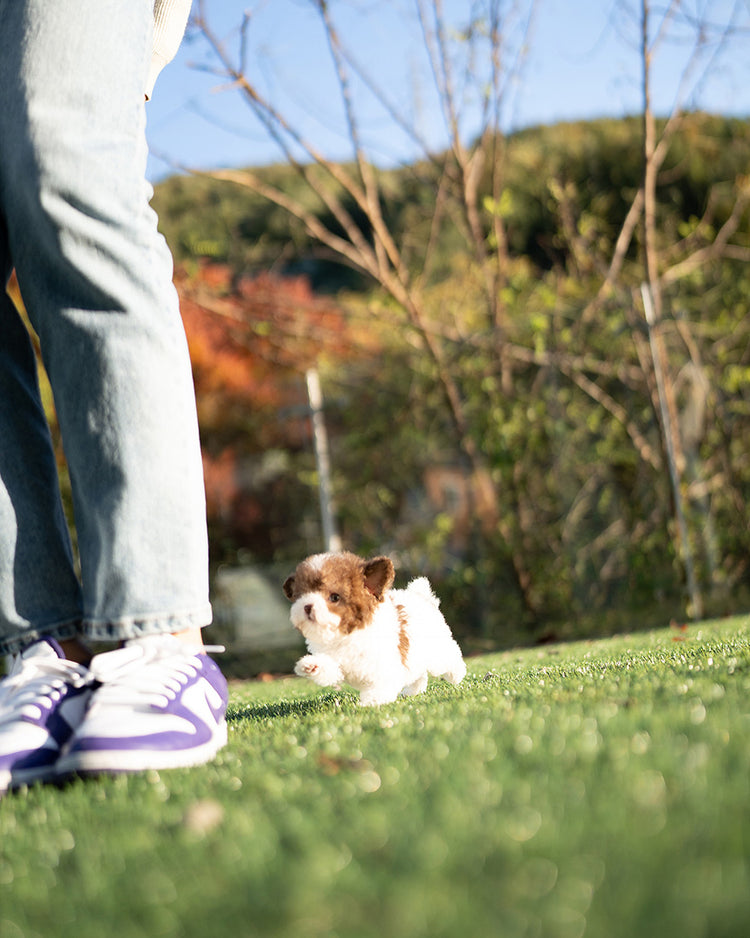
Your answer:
[145,0,193,100]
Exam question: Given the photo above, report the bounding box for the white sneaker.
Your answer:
[56,634,228,777]
[0,639,92,793]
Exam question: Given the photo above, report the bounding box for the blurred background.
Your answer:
[17,0,750,670]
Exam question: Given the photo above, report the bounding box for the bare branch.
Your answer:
[562,365,661,471]
[204,167,379,278]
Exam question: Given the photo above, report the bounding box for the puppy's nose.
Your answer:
[304,604,313,617]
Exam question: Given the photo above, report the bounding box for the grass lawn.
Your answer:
[2,615,750,938]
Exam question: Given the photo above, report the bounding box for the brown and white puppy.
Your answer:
[283,551,466,706]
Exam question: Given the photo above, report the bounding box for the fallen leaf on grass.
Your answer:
[182,799,225,836]
[671,620,688,641]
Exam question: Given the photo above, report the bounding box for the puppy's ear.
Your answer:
[362,556,395,600]
[283,575,296,601]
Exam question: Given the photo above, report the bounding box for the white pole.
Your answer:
[306,368,342,553]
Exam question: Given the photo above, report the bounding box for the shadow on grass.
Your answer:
[227,692,347,723]
[227,676,474,724]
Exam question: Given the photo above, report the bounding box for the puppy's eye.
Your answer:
[329,593,341,603]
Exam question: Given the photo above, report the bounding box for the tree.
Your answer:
[180,0,750,632]
[189,0,545,621]
[606,0,750,617]
[175,261,372,562]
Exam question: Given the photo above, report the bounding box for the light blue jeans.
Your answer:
[0,0,212,654]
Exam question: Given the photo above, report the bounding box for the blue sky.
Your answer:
[145,0,750,181]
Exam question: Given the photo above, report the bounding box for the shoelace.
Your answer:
[88,641,225,711]
[0,654,91,725]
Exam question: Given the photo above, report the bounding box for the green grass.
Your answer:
[3,616,750,938]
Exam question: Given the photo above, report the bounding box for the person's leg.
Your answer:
[0,227,84,656]
[0,0,212,645]
[0,0,225,784]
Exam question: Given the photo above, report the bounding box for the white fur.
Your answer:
[290,569,466,706]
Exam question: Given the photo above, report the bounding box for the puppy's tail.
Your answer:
[406,576,440,608]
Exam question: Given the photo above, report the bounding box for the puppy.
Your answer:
[283,551,466,706]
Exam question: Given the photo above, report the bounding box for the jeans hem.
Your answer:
[81,603,213,643]
[0,619,82,657]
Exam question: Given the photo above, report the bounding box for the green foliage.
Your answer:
[154,114,750,288]
[153,172,296,272]
[2,617,750,937]
[154,114,750,637]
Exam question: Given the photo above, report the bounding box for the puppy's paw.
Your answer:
[294,654,343,687]
[359,686,401,707]
[401,673,429,697]
[442,657,467,685]
[294,654,320,678]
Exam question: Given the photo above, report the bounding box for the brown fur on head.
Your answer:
[283,551,395,634]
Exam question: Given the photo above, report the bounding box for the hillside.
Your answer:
[151,114,750,642]
[153,113,750,288]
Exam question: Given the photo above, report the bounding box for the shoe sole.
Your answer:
[55,721,228,777]
[0,765,58,794]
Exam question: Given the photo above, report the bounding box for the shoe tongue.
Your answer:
[43,638,67,659]
[21,637,66,661]
[11,638,85,681]
[88,643,146,681]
